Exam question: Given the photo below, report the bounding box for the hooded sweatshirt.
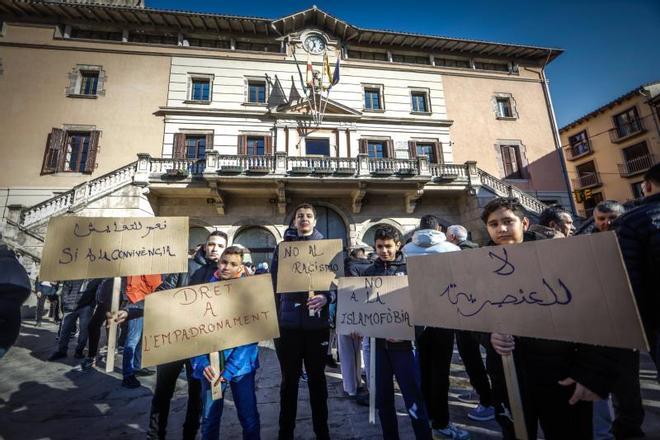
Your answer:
[401,229,460,256]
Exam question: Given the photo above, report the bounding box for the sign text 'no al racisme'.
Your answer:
[337,276,415,340]
[39,216,188,281]
[407,232,647,350]
[276,238,344,293]
[141,273,280,367]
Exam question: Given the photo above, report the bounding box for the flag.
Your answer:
[306,56,313,87]
[331,55,340,86]
[324,53,332,85]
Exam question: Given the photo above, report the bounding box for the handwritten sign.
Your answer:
[141,274,280,367]
[407,232,648,350]
[276,239,344,293]
[39,216,188,281]
[337,276,414,340]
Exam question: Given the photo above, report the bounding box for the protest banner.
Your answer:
[141,273,280,367]
[407,231,647,351]
[39,216,189,281]
[336,276,414,340]
[276,238,344,293]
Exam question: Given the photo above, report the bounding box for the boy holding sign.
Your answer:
[484,197,616,439]
[353,225,432,440]
[191,246,261,440]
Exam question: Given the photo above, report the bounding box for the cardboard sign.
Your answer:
[141,274,280,367]
[407,232,648,350]
[276,238,344,293]
[337,276,415,340]
[39,216,188,281]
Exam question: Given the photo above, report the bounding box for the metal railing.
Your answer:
[572,172,601,189]
[609,119,646,142]
[618,154,655,177]
[564,140,593,160]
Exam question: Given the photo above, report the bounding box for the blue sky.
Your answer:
[149,0,660,127]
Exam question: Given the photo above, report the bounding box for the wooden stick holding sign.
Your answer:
[105,276,121,373]
[502,355,528,440]
[369,337,376,424]
[209,352,224,400]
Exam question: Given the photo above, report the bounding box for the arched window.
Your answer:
[233,227,277,265]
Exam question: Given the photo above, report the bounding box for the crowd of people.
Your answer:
[1,163,659,439]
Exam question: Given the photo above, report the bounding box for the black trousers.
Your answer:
[87,302,109,358]
[486,346,593,439]
[456,330,493,407]
[416,327,454,429]
[612,350,644,437]
[146,359,202,440]
[277,327,330,440]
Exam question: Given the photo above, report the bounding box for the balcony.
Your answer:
[572,172,602,190]
[618,154,656,177]
[564,141,593,161]
[609,119,646,143]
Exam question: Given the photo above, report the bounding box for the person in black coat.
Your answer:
[271,203,334,440]
[484,197,617,439]
[0,243,31,360]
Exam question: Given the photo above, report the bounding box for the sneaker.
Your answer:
[433,423,471,440]
[48,351,67,361]
[81,357,96,371]
[456,391,479,404]
[121,375,141,389]
[134,368,155,377]
[467,404,495,422]
[74,350,85,359]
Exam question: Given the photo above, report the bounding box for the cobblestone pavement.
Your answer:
[1,319,660,439]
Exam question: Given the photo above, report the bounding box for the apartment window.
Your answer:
[500,145,523,179]
[41,128,100,175]
[568,130,590,156]
[363,85,383,111]
[69,28,122,41]
[185,135,207,160]
[576,161,599,188]
[66,65,106,97]
[411,90,430,113]
[583,192,604,218]
[238,135,272,155]
[631,181,645,199]
[360,139,393,158]
[186,37,231,49]
[173,133,213,159]
[189,77,211,102]
[347,50,388,61]
[496,97,513,118]
[246,79,267,104]
[613,107,642,138]
[235,41,281,53]
[434,57,471,68]
[306,138,330,156]
[392,54,430,65]
[409,141,441,164]
[474,61,510,72]
[128,32,177,45]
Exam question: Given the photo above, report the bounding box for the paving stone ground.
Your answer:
[2,317,660,439]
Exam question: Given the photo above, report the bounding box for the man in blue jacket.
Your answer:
[271,203,334,440]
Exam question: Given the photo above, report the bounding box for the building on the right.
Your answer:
[560,81,660,217]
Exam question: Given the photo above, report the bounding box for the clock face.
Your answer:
[303,35,326,55]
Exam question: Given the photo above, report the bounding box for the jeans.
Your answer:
[147,359,202,440]
[57,305,93,354]
[456,330,493,407]
[200,371,260,440]
[375,343,432,440]
[122,315,143,378]
[416,327,454,429]
[593,399,614,440]
[277,328,329,440]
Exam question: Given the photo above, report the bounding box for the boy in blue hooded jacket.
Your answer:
[191,246,260,440]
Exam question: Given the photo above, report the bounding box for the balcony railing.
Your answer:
[149,158,206,175]
[609,119,646,143]
[287,156,358,175]
[618,154,655,177]
[564,141,593,160]
[572,172,602,189]
[368,158,418,175]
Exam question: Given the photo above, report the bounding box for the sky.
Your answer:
[148,0,660,128]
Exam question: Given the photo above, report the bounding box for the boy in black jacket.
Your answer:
[484,197,616,439]
[353,225,432,440]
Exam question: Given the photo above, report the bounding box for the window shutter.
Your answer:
[238,135,247,155]
[83,130,100,174]
[40,128,65,175]
[408,141,417,159]
[359,139,368,154]
[173,133,186,159]
[433,141,442,164]
[205,133,214,151]
[265,136,273,155]
[386,140,394,158]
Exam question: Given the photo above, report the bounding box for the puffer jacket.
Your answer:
[487,231,617,398]
[401,229,460,255]
[615,192,660,334]
[456,239,479,250]
[351,252,411,350]
[270,228,334,330]
[0,244,31,351]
